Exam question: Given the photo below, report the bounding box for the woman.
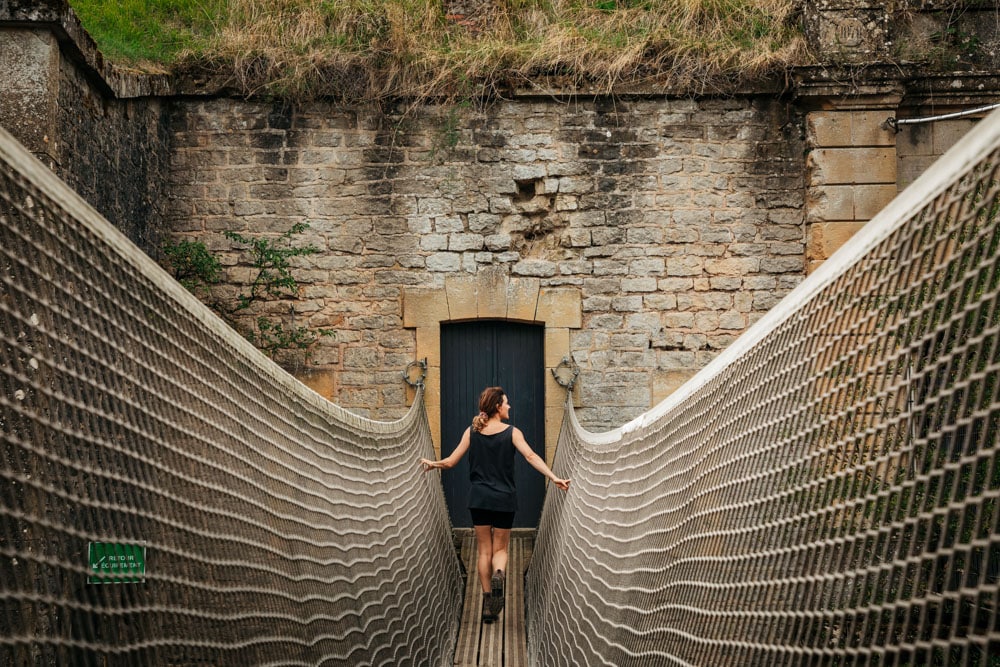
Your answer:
[420,386,570,623]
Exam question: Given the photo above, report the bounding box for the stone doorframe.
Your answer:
[402,269,581,465]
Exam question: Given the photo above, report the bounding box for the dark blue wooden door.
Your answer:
[440,321,546,528]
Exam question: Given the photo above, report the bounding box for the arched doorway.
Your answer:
[440,320,546,528]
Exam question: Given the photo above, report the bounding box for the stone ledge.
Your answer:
[1,0,171,99]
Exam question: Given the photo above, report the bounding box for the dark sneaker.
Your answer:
[490,570,505,615]
[482,597,496,624]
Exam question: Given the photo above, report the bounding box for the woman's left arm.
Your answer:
[511,428,570,491]
[419,427,471,472]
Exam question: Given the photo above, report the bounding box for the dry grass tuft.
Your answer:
[83,0,810,101]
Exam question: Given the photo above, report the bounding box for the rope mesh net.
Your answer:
[528,109,1000,666]
[0,126,461,666]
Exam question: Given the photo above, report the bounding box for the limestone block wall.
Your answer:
[805,109,898,272]
[166,96,807,434]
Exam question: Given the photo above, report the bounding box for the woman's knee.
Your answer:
[491,528,511,551]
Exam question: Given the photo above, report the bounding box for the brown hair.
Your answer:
[472,386,505,432]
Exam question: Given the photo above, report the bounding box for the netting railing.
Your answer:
[528,108,1000,666]
[0,125,461,666]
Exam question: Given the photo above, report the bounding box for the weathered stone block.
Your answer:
[514,259,557,277]
[705,257,759,275]
[665,257,703,276]
[761,256,804,273]
[809,147,895,186]
[807,221,865,261]
[537,288,582,327]
[808,110,895,148]
[612,296,643,312]
[427,253,461,272]
[853,184,897,220]
[621,277,658,292]
[932,119,976,155]
[343,346,379,368]
[449,233,484,251]
[445,275,478,319]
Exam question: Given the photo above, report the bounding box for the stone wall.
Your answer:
[0,4,171,255]
[53,56,172,254]
[166,96,807,432]
[4,0,996,446]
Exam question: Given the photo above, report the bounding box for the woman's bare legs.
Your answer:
[491,527,510,576]
[474,524,494,593]
[475,525,512,590]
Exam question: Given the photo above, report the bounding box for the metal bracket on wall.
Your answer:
[403,358,427,388]
[551,356,580,391]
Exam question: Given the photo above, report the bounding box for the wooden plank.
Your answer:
[454,531,535,666]
[504,537,528,667]
[454,535,481,666]
[479,570,504,666]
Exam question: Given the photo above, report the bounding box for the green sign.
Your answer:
[88,542,146,584]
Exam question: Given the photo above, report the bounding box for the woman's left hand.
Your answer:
[551,477,570,491]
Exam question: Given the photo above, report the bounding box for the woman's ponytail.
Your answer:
[471,386,505,432]
[472,411,489,432]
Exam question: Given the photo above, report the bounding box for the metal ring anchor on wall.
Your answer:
[551,356,580,391]
[403,358,427,388]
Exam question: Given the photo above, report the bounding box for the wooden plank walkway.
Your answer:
[453,530,534,667]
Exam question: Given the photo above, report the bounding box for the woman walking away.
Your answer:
[420,386,570,623]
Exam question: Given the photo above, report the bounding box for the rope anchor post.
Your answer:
[403,358,427,388]
[550,356,580,391]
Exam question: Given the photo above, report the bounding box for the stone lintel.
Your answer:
[446,275,479,321]
[477,268,508,319]
[402,287,450,327]
[506,277,541,322]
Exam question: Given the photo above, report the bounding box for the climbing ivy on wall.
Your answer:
[161,223,334,362]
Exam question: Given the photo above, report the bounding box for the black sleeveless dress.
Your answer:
[468,425,516,512]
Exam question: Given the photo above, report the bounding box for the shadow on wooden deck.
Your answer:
[452,529,535,667]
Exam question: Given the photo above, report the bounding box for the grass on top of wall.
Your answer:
[69,0,808,100]
[69,0,227,69]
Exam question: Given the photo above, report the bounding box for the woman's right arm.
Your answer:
[420,427,471,472]
[511,428,570,491]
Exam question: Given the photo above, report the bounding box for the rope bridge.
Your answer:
[0,125,461,665]
[3,99,1000,666]
[528,109,1000,666]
